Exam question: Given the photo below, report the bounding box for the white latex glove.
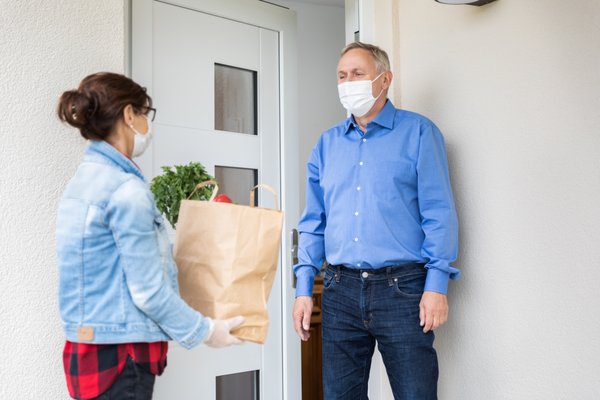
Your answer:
[203,316,245,348]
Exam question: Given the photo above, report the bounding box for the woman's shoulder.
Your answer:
[64,161,148,209]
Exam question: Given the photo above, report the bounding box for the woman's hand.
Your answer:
[203,316,245,347]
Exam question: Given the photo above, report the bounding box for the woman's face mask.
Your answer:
[337,72,385,117]
[130,115,153,158]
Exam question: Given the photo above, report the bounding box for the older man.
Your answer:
[293,42,460,399]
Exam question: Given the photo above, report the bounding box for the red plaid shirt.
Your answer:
[63,341,168,399]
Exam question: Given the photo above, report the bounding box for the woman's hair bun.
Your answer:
[57,90,92,129]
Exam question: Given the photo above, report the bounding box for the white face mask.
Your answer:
[130,116,153,158]
[337,72,385,117]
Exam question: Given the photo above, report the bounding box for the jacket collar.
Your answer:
[84,140,146,182]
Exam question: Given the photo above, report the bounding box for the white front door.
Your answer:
[131,1,301,399]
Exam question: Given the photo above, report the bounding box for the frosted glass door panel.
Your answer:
[215,166,258,206]
[216,370,259,400]
[215,64,257,135]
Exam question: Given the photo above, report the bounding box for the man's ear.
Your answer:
[383,71,393,89]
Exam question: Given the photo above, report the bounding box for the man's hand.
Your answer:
[419,291,448,333]
[293,296,313,341]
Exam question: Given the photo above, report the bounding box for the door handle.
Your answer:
[291,228,298,287]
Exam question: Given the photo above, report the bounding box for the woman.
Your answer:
[56,72,243,400]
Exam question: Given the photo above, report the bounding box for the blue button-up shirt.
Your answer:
[294,100,459,296]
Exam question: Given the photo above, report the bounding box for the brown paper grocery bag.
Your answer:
[173,181,283,344]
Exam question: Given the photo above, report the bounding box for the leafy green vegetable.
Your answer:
[150,162,215,228]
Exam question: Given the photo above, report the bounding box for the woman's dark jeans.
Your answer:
[322,264,438,400]
[92,357,156,400]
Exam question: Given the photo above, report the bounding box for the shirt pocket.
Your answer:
[372,160,415,197]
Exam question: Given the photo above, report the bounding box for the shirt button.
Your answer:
[362,138,367,142]
[361,271,369,278]
[357,263,361,267]
[354,211,359,216]
[356,186,361,191]
[354,237,359,242]
[359,161,364,166]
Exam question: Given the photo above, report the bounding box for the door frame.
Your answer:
[127,1,301,399]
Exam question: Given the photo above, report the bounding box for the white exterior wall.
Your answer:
[392,1,600,399]
[0,1,126,398]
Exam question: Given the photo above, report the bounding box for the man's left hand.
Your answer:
[419,291,448,333]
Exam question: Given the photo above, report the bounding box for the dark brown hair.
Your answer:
[57,72,152,140]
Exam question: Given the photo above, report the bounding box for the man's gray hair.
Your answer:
[341,42,391,73]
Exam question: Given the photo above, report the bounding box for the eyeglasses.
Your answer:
[138,106,157,122]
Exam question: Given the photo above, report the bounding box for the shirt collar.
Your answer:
[84,140,146,182]
[343,99,396,134]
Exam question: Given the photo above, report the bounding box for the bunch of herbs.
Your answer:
[150,162,215,228]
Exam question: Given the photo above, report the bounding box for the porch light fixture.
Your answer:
[435,0,498,5]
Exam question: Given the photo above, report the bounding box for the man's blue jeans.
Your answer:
[322,264,438,400]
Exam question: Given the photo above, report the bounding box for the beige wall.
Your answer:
[0,1,126,398]
[393,0,600,398]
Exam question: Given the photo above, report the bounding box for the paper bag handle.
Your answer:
[187,180,219,201]
[249,184,279,210]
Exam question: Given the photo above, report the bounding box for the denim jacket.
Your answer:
[56,140,210,348]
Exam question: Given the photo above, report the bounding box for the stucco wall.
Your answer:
[394,0,600,398]
[0,1,126,398]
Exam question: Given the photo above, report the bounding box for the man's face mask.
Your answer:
[337,72,385,117]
